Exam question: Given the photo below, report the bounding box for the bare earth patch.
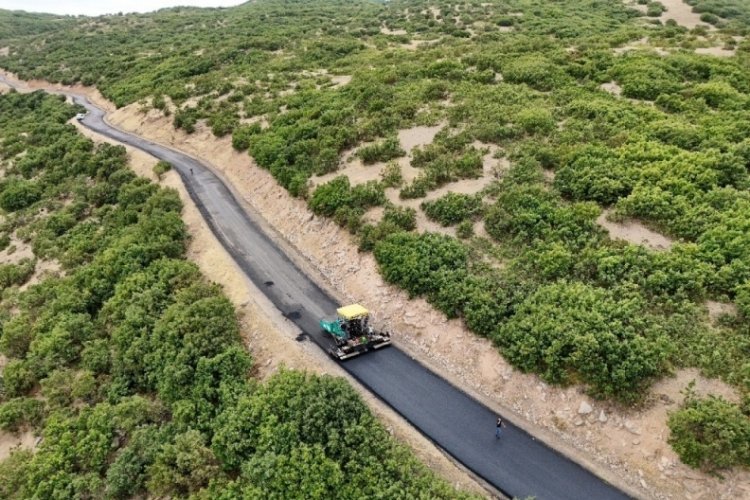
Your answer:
[16,70,750,498]
[329,74,352,88]
[401,39,434,50]
[657,0,711,29]
[601,81,623,96]
[694,46,735,57]
[0,430,36,462]
[0,234,34,265]
[0,47,8,57]
[705,300,737,324]
[597,209,674,251]
[614,37,671,56]
[398,123,444,153]
[20,258,63,291]
[380,25,407,35]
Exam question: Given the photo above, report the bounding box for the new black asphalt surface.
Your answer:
[18,83,631,499]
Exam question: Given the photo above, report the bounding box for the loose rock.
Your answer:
[578,401,593,415]
[624,419,641,435]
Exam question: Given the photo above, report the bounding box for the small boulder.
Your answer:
[624,419,641,435]
[598,410,608,423]
[578,401,593,415]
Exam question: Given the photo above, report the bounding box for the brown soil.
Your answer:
[694,46,735,57]
[614,37,671,56]
[622,0,710,29]
[705,300,737,324]
[597,210,674,251]
[601,81,624,96]
[0,234,34,265]
[9,70,750,499]
[0,47,8,57]
[380,25,407,35]
[398,124,443,153]
[0,230,64,291]
[330,75,352,88]
[0,429,36,461]
[20,258,63,292]
[657,0,710,29]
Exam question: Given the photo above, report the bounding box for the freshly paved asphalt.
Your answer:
[14,82,631,499]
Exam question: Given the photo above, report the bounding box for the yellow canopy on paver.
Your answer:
[337,303,369,320]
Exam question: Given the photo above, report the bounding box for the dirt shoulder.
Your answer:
[5,69,748,499]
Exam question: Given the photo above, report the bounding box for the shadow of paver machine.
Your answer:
[320,304,392,360]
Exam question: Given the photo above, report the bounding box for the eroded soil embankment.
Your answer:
[4,69,749,499]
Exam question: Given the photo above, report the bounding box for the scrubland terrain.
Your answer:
[1,0,750,498]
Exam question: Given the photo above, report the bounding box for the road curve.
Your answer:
[25,85,630,499]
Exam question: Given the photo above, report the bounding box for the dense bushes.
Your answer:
[357,136,405,164]
[0,178,42,211]
[422,192,483,226]
[374,232,468,297]
[0,92,473,499]
[309,176,386,231]
[4,0,750,473]
[496,282,671,402]
[668,386,750,470]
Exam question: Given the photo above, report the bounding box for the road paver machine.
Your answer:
[320,304,392,360]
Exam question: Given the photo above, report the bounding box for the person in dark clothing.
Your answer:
[496,416,506,439]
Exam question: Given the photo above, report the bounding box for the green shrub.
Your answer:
[0,179,42,212]
[400,176,432,199]
[0,259,35,289]
[503,55,565,91]
[496,281,672,402]
[422,193,483,226]
[699,12,720,24]
[173,107,201,134]
[456,220,474,239]
[516,108,556,135]
[383,205,416,231]
[0,397,45,432]
[357,137,405,164]
[350,180,386,208]
[231,123,262,151]
[0,233,10,251]
[381,161,403,188]
[646,2,666,17]
[374,232,468,297]
[668,386,750,470]
[153,161,172,180]
[309,176,352,217]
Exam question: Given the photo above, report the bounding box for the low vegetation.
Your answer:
[2,0,750,472]
[0,91,474,499]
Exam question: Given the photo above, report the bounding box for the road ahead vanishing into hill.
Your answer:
[7,77,631,499]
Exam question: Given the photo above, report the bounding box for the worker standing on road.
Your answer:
[190,168,194,175]
[496,416,505,439]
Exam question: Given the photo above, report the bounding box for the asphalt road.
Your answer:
[25,86,630,499]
